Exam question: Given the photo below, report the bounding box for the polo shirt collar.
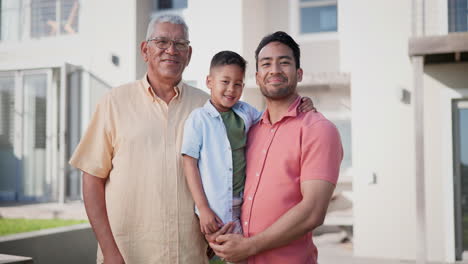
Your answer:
[142,74,183,102]
[261,96,302,125]
[203,99,242,118]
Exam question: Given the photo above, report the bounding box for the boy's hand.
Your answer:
[298,97,316,112]
[199,207,224,234]
[205,222,234,244]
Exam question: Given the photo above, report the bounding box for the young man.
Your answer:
[210,31,343,264]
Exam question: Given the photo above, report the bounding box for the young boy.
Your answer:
[181,51,313,248]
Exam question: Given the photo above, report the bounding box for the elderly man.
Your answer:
[69,15,210,263]
[210,31,343,263]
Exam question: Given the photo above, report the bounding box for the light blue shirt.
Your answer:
[181,100,262,224]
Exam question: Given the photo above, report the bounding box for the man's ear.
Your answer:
[186,46,192,67]
[297,68,303,82]
[140,41,148,62]
[255,72,259,86]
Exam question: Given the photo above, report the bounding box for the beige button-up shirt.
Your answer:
[70,75,209,264]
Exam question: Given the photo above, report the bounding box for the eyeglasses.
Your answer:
[147,37,190,51]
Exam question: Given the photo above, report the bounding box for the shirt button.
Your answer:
[262,149,266,154]
[244,221,248,226]
[256,173,260,177]
[248,196,252,200]
[229,168,232,171]
[271,129,275,132]
[229,209,232,212]
[228,187,232,191]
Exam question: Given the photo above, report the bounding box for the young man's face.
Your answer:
[255,41,302,100]
[141,22,192,83]
[207,64,245,112]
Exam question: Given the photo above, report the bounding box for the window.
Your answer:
[31,0,80,38]
[299,0,337,34]
[0,0,22,41]
[154,0,187,11]
[333,119,352,170]
[448,0,468,32]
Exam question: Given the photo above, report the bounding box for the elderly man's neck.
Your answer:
[148,76,181,104]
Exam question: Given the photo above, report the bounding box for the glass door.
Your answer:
[0,73,18,200]
[454,99,468,259]
[20,72,50,201]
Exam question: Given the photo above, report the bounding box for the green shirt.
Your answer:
[220,110,247,196]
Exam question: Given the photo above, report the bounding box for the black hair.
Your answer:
[254,31,300,70]
[210,50,247,73]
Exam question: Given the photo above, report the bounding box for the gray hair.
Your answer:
[145,14,189,40]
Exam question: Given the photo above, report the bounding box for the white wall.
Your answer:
[424,63,468,262]
[183,0,244,92]
[340,0,417,260]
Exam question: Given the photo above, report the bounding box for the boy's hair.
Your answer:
[254,31,301,70]
[210,51,247,74]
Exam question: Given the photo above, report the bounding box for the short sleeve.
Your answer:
[300,120,343,184]
[69,94,114,178]
[181,110,203,159]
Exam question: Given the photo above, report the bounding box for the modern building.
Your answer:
[1,0,467,263]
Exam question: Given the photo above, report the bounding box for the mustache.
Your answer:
[266,75,287,82]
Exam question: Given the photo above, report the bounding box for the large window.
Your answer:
[449,0,468,32]
[0,0,79,41]
[31,0,80,38]
[299,0,337,34]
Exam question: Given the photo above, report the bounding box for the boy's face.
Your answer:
[207,64,245,112]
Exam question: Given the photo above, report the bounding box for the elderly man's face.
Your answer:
[141,22,191,83]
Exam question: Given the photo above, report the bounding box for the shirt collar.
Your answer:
[142,74,183,102]
[261,96,302,125]
[203,99,242,118]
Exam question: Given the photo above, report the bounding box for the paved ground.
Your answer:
[1,202,468,264]
[0,201,87,220]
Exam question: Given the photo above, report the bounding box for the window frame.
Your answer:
[290,0,339,42]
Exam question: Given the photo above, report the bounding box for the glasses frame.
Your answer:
[146,37,191,51]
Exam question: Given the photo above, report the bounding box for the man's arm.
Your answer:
[211,179,335,262]
[83,172,125,264]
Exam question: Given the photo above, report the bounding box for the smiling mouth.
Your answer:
[224,95,236,100]
[162,59,180,64]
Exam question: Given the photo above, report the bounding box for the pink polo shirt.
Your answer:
[241,96,343,264]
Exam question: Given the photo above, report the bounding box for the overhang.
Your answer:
[408,32,468,64]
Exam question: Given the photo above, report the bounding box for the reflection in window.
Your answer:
[299,0,337,34]
[31,0,79,38]
[448,0,468,32]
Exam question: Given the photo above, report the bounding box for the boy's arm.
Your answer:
[183,155,223,234]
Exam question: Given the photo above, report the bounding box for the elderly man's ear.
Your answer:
[140,41,149,62]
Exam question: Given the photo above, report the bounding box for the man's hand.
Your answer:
[199,207,223,234]
[209,234,256,263]
[298,97,316,112]
[205,222,234,244]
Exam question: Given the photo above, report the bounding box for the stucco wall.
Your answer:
[340,0,417,260]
